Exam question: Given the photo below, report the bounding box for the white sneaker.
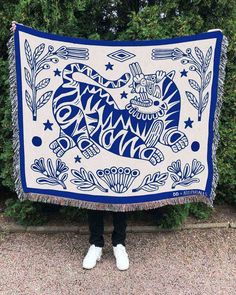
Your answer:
[82,244,102,269]
[113,244,129,271]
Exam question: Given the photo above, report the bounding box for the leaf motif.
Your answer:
[80,167,88,180]
[182,164,190,179]
[192,162,205,175]
[47,159,56,177]
[138,174,150,186]
[24,67,31,88]
[204,71,212,89]
[152,172,160,181]
[201,92,209,113]
[71,168,107,192]
[72,168,91,182]
[75,182,95,191]
[36,78,50,91]
[133,172,167,192]
[204,46,212,71]
[36,177,59,186]
[36,91,52,109]
[25,90,32,111]
[60,173,68,182]
[167,166,175,173]
[141,183,160,192]
[88,171,97,184]
[72,169,89,182]
[171,174,179,182]
[185,91,199,109]
[189,79,200,92]
[24,39,33,68]
[194,47,204,65]
[154,172,168,185]
[178,178,200,187]
[71,169,84,181]
[70,179,80,185]
[31,164,41,173]
[132,174,150,192]
[33,43,45,61]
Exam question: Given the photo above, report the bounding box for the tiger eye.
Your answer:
[154,101,160,106]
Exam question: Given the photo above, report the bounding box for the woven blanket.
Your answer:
[8,24,228,211]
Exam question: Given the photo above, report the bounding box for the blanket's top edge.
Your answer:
[14,23,224,47]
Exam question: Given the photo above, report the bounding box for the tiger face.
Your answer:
[129,63,169,115]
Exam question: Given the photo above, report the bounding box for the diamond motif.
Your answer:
[107,49,136,62]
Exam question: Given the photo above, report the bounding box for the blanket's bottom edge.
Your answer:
[18,193,213,212]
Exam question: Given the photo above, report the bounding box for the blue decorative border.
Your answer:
[14,24,223,205]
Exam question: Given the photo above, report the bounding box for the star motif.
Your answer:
[120,91,128,99]
[43,119,53,131]
[74,155,81,163]
[184,117,194,128]
[54,68,61,76]
[180,69,188,77]
[105,62,114,71]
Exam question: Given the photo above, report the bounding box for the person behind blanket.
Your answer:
[10,20,129,271]
[84,210,129,271]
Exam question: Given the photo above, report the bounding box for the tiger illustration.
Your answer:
[50,62,188,165]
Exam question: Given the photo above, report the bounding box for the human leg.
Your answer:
[83,210,104,269]
[88,209,105,247]
[112,212,129,270]
[111,211,127,246]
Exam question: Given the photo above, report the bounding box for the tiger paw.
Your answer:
[140,147,164,165]
[49,136,74,157]
[149,149,164,165]
[77,138,100,159]
[155,70,166,82]
[170,133,189,153]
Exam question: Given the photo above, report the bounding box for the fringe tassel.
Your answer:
[18,193,213,212]
[7,28,228,212]
[210,35,228,206]
[7,30,25,203]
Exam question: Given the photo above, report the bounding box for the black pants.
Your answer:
[88,210,127,247]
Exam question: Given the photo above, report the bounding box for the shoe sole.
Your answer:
[118,267,129,271]
[116,263,129,271]
[83,255,102,269]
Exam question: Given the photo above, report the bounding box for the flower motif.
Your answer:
[151,48,186,60]
[54,46,89,60]
[167,159,205,189]
[167,159,182,177]
[191,159,205,176]
[172,48,187,60]
[31,158,47,174]
[53,46,68,59]
[56,159,69,175]
[31,157,69,189]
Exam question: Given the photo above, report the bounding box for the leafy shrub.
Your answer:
[4,198,48,226]
[154,204,191,229]
[189,202,213,220]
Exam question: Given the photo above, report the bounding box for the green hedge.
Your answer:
[0,1,235,210]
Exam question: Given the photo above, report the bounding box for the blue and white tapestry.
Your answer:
[8,24,228,211]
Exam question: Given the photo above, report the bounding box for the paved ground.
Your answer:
[0,228,235,295]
